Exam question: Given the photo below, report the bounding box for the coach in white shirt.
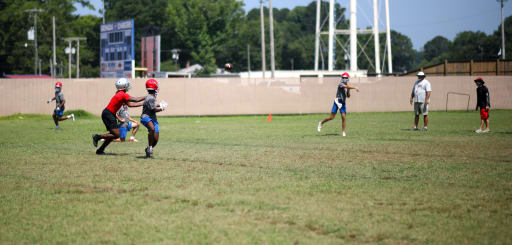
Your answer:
[409,72,432,131]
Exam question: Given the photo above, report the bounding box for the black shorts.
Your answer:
[101,108,118,131]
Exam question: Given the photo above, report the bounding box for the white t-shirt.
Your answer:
[412,79,432,103]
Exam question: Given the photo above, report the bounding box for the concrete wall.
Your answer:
[0,76,510,116]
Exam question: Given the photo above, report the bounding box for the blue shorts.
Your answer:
[119,122,132,139]
[54,108,64,117]
[141,117,159,133]
[331,101,346,114]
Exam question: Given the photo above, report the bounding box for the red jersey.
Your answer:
[105,91,131,114]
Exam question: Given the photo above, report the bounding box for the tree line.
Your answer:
[0,0,510,77]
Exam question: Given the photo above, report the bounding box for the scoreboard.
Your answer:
[100,19,135,78]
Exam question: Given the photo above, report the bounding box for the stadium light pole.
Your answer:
[498,0,508,59]
[269,0,275,78]
[260,0,266,78]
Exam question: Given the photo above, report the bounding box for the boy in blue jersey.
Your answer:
[141,79,167,158]
[46,81,74,129]
[317,73,359,136]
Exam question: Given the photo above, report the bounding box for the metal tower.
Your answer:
[314,0,393,74]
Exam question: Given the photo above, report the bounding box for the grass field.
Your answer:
[1,110,511,244]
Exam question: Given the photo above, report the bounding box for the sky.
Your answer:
[75,0,512,50]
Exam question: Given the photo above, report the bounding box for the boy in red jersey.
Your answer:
[92,78,145,155]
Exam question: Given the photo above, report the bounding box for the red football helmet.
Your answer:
[145,79,159,91]
[224,63,233,71]
[55,82,63,88]
[341,72,350,78]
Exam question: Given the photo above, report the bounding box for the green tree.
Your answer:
[0,0,97,77]
[423,36,451,61]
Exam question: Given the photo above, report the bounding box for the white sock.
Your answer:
[130,136,135,139]
[67,115,71,118]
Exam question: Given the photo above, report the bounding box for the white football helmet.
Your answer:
[115,78,131,91]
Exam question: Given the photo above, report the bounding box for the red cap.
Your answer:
[145,79,159,91]
[341,72,349,78]
[474,77,484,82]
[55,82,63,87]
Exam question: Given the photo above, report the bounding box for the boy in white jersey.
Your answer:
[114,104,140,142]
[46,81,74,129]
[140,79,167,158]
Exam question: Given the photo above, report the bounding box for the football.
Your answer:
[224,63,233,71]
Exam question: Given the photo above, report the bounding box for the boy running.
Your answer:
[47,81,74,129]
[114,104,140,142]
[317,72,360,136]
[141,79,167,158]
[474,77,491,133]
[92,78,145,155]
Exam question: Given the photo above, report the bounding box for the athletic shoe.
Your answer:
[475,129,483,133]
[96,149,105,155]
[129,138,138,142]
[71,113,75,122]
[342,131,346,137]
[54,126,60,130]
[145,147,153,158]
[422,127,428,131]
[317,122,322,132]
[92,134,100,147]
[412,127,419,131]
[483,129,490,133]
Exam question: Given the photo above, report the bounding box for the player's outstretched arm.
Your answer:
[47,97,56,103]
[126,101,143,107]
[343,84,360,92]
[128,96,145,102]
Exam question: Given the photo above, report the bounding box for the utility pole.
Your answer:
[102,0,106,24]
[25,9,44,75]
[52,16,57,77]
[260,0,266,78]
[64,37,86,78]
[269,0,275,78]
[498,0,508,59]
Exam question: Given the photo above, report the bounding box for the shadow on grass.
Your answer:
[320,133,339,136]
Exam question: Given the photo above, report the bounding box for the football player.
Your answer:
[92,78,145,155]
[47,81,74,129]
[317,72,360,137]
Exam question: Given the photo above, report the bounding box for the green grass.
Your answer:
[1,110,511,244]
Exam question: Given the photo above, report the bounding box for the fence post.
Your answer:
[444,60,448,76]
[470,60,473,76]
[496,59,500,75]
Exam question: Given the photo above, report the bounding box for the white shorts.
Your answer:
[414,102,428,116]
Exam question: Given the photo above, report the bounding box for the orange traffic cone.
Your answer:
[267,114,272,122]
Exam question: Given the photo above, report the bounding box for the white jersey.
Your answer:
[412,79,432,103]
